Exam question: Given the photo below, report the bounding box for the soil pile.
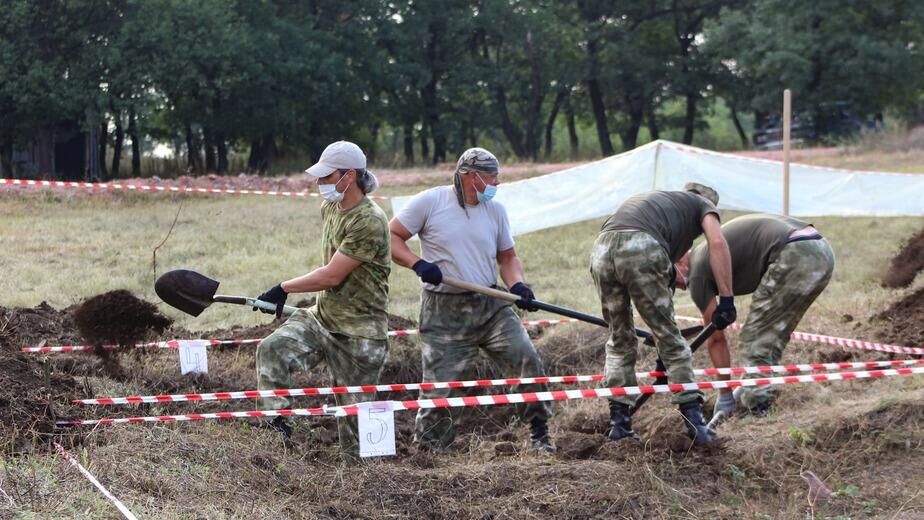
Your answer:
[73,290,172,345]
[874,286,924,346]
[882,226,924,288]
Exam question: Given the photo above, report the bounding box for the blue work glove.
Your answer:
[255,283,287,319]
[712,296,737,330]
[412,259,443,285]
[510,282,538,311]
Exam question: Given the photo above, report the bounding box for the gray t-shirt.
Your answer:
[688,213,812,311]
[600,191,719,262]
[396,186,515,293]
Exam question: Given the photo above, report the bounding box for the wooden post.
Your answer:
[782,89,791,215]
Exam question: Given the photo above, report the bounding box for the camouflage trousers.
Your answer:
[736,238,835,411]
[415,290,553,450]
[590,231,701,407]
[255,308,387,459]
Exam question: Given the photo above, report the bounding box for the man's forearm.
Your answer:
[498,255,526,288]
[280,267,341,294]
[390,232,420,269]
[707,240,734,296]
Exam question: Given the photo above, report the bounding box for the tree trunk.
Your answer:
[36,126,55,178]
[586,41,614,156]
[111,116,124,178]
[402,122,414,164]
[128,107,141,176]
[98,122,109,181]
[494,84,526,158]
[646,103,660,141]
[368,123,379,165]
[420,120,430,163]
[216,130,228,174]
[730,105,748,148]
[246,133,275,173]
[185,123,203,173]
[682,94,697,144]
[203,127,216,173]
[86,122,100,181]
[565,95,579,160]
[0,136,12,178]
[544,88,566,158]
[524,29,545,161]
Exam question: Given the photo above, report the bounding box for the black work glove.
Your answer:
[712,296,737,330]
[510,282,538,311]
[254,283,287,319]
[412,259,443,285]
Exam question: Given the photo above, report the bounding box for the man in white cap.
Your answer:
[253,141,391,461]
[389,147,555,453]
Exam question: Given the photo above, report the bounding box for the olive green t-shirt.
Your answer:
[600,191,719,262]
[688,213,811,311]
[314,198,391,340]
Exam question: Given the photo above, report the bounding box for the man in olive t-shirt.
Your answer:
[590,182,736,446]
[679,213,835,416]
[253,141,390,461]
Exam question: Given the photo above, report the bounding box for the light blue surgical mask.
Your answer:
[475,173,497,203]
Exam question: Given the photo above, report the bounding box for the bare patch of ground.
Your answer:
[882,226,924,288]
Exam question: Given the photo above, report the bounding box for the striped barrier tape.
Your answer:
[54,443,139,520]
[675,315,924,356]
[58,365,924,426]
[22,318,581,353]
[73,359,924,406]
[0,177,391,200]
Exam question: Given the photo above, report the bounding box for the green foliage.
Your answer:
[1,0,923,177]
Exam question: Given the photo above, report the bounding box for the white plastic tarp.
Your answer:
[390,140,924,237]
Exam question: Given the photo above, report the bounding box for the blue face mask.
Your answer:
[475,173,497,203]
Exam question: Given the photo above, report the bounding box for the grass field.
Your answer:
[1,146,923,519]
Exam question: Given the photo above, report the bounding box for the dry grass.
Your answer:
[2,148,924,518]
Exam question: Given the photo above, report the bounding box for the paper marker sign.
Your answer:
[358,401,396,458]
[178,340,209,375]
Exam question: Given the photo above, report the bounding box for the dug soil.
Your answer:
[882,225,924,288]
[874,285,924,347]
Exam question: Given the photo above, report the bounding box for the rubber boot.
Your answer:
[679,402,718,446]
[608,401,639,441]
[529,417,555,452]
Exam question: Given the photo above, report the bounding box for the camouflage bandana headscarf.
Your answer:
[452,147,499,210]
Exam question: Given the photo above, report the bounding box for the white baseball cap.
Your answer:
[305,141,367,177]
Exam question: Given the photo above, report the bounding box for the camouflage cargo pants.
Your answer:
[255,308,387,459]
[415,290,553,450]
[736,238,835,411]
[590,231,701,407]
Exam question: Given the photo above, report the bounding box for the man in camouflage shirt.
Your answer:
[389,147,555,453]
[590,183,736,446]
[254,141,390,461]
[677,213,835,416]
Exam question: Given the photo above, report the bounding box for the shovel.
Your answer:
[440,277,704,344]
[629,322,717,416]
[154,269,299,317]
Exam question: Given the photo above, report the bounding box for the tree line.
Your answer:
[1,0,922,179]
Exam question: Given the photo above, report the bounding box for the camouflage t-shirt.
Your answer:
[314,198,391,340]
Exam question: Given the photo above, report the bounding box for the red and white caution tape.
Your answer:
[23,318,580,353]
[676,315,924,356]
[0,177,391,200]
[60,366,924,425]
[74,358,924,406]
[54,443,138,520]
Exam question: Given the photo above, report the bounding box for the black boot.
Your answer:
[608,401,639,441]
[679,402,718,446]
[529,417,555,452]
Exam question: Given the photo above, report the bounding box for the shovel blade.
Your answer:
[154,269,220,317]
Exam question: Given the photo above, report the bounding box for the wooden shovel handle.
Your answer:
[441,277,519,303]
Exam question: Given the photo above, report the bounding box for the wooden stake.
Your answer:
[783,89,791,215]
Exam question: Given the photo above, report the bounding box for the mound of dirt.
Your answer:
[73,290,172,345]
[882,226,924,288]
[874,286,924,346]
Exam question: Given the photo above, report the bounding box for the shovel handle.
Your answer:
[440,277,651,338]
[214,295,299,316]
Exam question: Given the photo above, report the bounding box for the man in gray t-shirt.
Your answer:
[678,213,835,416]
[389,147,554,452]
[590,183,736,446]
